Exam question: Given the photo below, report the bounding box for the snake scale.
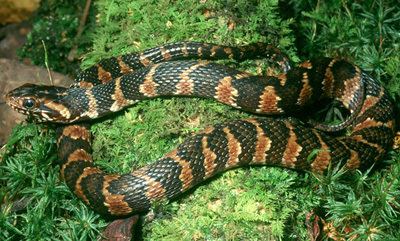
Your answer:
[6,42,396,217]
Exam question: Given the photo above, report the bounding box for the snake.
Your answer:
[5,42,396,217]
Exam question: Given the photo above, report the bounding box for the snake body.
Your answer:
[5,42,396,217]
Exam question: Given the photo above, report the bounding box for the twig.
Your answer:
[67,0,92,61]
[42,40,54,85]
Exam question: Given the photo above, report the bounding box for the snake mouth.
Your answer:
[5,92,48,122]
[5,94,25,114]
[5,95,44,122]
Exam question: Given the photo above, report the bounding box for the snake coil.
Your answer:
[6,42,396,217]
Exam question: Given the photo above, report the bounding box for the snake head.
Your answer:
[5,84,74,123]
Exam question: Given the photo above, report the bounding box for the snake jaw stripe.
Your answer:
[40,112,52,121]
[257,85,283,113]
[214,76,239,107]
[139,64,160,97]
[44,101,71,120]
[282,122,302,168]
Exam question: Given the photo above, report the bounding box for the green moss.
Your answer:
[0,124,106,240]
[17,0,94,74]
[80,0,297,68]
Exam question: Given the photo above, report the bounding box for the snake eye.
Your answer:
[23,98,36,109]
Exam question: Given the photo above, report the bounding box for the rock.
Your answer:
[0,58,74,145]
[100,215,139,241]
[0,0,40,24]
[0,22,31,59]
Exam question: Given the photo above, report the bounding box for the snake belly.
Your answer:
[6,42,396,217]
